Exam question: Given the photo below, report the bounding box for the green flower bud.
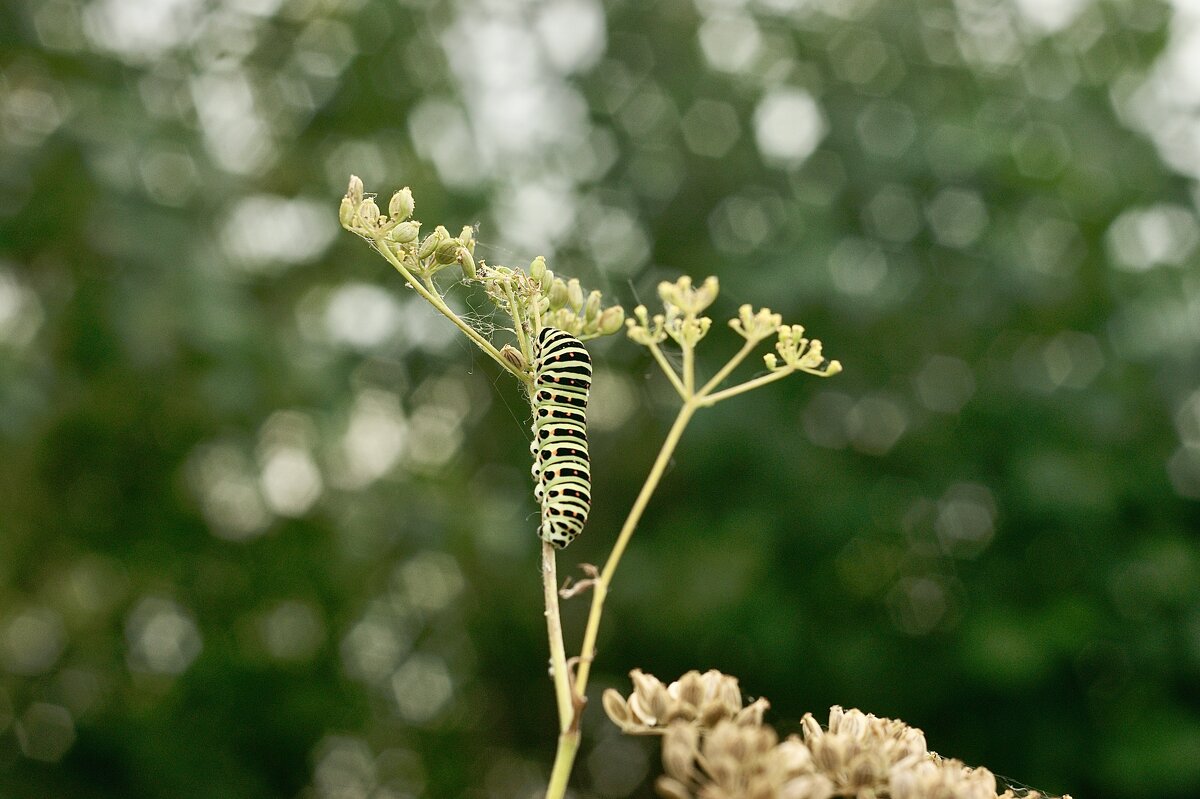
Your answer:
[434,236,460,265]
[387,221,420,244]
[567,278,584,312]
[457,247,477,279]
[540,268,554,293]
[598,305,625,336]
[458,225,475,254]
[584,290,602,321]
[549,278,570,310]
[420,224,451,260]
[529,256,547,281]
[388,187,415,220]
[338,197,355,229]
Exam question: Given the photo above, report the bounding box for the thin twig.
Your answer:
[648,341,688,399]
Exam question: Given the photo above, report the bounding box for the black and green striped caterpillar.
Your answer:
[531,327,592,548]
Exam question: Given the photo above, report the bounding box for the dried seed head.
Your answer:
[655,776,692,799]
[662,721,699,782]
[610,670,1063,799]
[603,688,634,730]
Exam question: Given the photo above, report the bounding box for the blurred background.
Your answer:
[2,0,1200,797]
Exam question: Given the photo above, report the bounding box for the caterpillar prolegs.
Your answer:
[531,327,592,548]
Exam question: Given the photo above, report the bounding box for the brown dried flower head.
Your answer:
[606,670,1073,799]
[603,669,769,733]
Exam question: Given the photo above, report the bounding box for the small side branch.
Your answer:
[698,368,793,406]
[648,342,688,400]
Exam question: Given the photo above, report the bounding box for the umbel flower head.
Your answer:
[337,176,625,388]
[604,670,1073,799]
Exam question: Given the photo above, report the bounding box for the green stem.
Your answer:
[648,342,687,399]
[699,338,760,396]
[699,368,793,406]
[542,542,574,732]
[572,400,698,701]
[545,730,580,799]
[682,342,695,396]
[505,282,533,365]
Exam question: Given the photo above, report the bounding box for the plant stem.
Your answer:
[648,342,687,399]
[699,337,760,396]
[682,342,695,396]
[699,367,793,406]
[505,282,533,365]
[545,730,581,799]
[572,400,698,702]
[542,542,574,732]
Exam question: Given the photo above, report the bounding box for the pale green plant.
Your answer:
[339,178,840,798]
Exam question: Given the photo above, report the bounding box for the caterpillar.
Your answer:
[530,327,592,548]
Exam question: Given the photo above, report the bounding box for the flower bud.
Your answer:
[387,220,420,244]
[457,246,477,279]
[388,186,414,220]
[499,344,527,371]
[346,174,364,205]
[598,306,625,335]
[566,278,584,312]
[548,278,570,310]
[696,275,719,310]
[540,268,554,293]
[338,197,355,229]
[418,233,439,259]
[529,256,547,281]
[458,225,475,253]
[584,290,602,321]
[359,198,380,227]
[434,236,460,265]
[420,224,451,260]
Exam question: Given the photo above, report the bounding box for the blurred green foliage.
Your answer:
[2,0,1200,797]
